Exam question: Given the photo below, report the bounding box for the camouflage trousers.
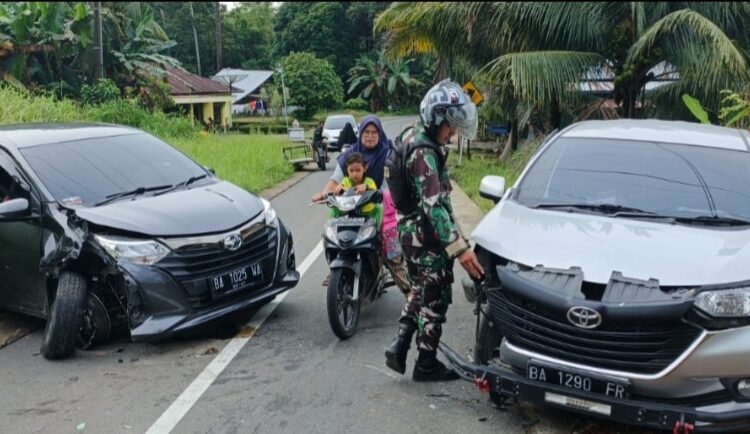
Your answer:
[398,246,454,352]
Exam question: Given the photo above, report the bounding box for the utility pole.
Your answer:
[215,2,222,72]
[93,1,103,79]
[189,2,201,76]
[278,66,289,130]
[159,8,171,58]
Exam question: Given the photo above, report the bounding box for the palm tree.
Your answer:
[375,2,750,120]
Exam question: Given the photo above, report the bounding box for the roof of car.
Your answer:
[325,114,355,120]
[561,119,750,151]
[0,123,143,149]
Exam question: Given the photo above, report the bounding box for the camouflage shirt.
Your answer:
[398,132,469,259]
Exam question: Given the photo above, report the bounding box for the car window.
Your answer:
[324,117,353,130]
[516,137,750,220]
[20,133,207,207]
[0,150,34,206]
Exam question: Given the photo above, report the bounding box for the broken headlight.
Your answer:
[694,287,750,317]
[94,235,171,265]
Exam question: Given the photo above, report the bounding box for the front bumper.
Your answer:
[440,343,750,433]
[120,220,299,341]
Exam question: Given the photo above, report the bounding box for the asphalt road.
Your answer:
[0,116,533,434]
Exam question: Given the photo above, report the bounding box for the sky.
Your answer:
[222,2,282,11]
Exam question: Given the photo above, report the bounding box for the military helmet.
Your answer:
[419,79,478,141]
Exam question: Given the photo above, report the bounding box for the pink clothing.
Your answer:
[381,189,402,259]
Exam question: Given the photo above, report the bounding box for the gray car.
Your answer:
[443,119,750,433]
[0,123,299,360]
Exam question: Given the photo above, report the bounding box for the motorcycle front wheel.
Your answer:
[326,268,360,339]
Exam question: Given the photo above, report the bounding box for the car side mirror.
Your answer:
[0,197,30,220]
[204,166,216,175]
[479,176,506,203]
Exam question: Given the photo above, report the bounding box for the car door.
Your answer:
[0,149,47,318]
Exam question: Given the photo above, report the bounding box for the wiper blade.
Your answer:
[94,184,173,207]
[153,174,209,196]
[673,215,750,226]
[533,203,655,215]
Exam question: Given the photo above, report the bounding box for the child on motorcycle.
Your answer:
[331,152,383,227]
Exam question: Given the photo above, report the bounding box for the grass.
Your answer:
[449,137,544,213]
[168,133,295,193]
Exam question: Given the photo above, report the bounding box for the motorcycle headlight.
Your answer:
[355,222,377,244]
[94,235,170,265]
[324,221,338,243]
[261,198,278,227]
[695,287,750,317]
[335,196,359,212]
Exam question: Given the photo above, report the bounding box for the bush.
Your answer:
[80,79,121,106]
[345,97,368,111]
[279,52,343,120]
[85,99,197,138]
[0,86,197,139]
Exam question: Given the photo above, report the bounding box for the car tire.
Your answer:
[474,312,503,365]
[41,272,87,360]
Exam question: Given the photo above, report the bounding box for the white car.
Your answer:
[443,119,750,433]
[323,114,357,151]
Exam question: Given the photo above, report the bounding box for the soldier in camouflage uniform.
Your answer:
[385,80,485,382]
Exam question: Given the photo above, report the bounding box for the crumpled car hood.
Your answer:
[472,200,750,286]
[74,181,263,237]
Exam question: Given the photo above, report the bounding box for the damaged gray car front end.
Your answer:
[0,123,299,359]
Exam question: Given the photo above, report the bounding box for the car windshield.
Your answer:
[324,117,353,130]
[20,133,207,207]
[516,137,750,223]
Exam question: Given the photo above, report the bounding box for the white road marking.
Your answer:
[146,240,325,434]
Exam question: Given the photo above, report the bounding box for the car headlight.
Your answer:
[261,198,278,227]
[695,288,750,317]
[355,222,377,244]
[94,235,171,265]
[335,196,359,212]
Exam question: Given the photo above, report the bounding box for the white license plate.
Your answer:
[208,262,263,293]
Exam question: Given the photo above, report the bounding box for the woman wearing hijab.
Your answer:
[312,115,410,294]
[337,121,358,152]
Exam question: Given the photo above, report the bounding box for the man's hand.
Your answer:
[311,192,324,203]
[355,184,367,194]
[458,249,484,281]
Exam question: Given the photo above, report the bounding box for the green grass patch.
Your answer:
[449,137,544,213]
[168,134,295,193]
[0,87,297,194]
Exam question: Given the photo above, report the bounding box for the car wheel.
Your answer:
[474,312,503,365]
[76,292,112,350]
[41,272,87,360]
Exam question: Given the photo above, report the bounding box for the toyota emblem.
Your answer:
[223,234,242,251]
[566,306,602,329]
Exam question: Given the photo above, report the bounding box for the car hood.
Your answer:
[472,200,750,286]
[74,181,264,237]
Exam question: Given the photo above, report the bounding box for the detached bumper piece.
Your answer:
[439,342,750,434]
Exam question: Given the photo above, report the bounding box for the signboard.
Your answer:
[462,81,484,105]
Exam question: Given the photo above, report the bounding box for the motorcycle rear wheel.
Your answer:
[326,268,360,339]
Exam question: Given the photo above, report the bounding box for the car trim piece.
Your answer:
[157,212,265,250]
[505,330,707,381]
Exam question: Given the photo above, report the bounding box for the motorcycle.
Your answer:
[314,188,392,339]
[313,139,328,171]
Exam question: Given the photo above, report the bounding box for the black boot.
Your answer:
[384,319,417,375]
[412,350,460,382]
